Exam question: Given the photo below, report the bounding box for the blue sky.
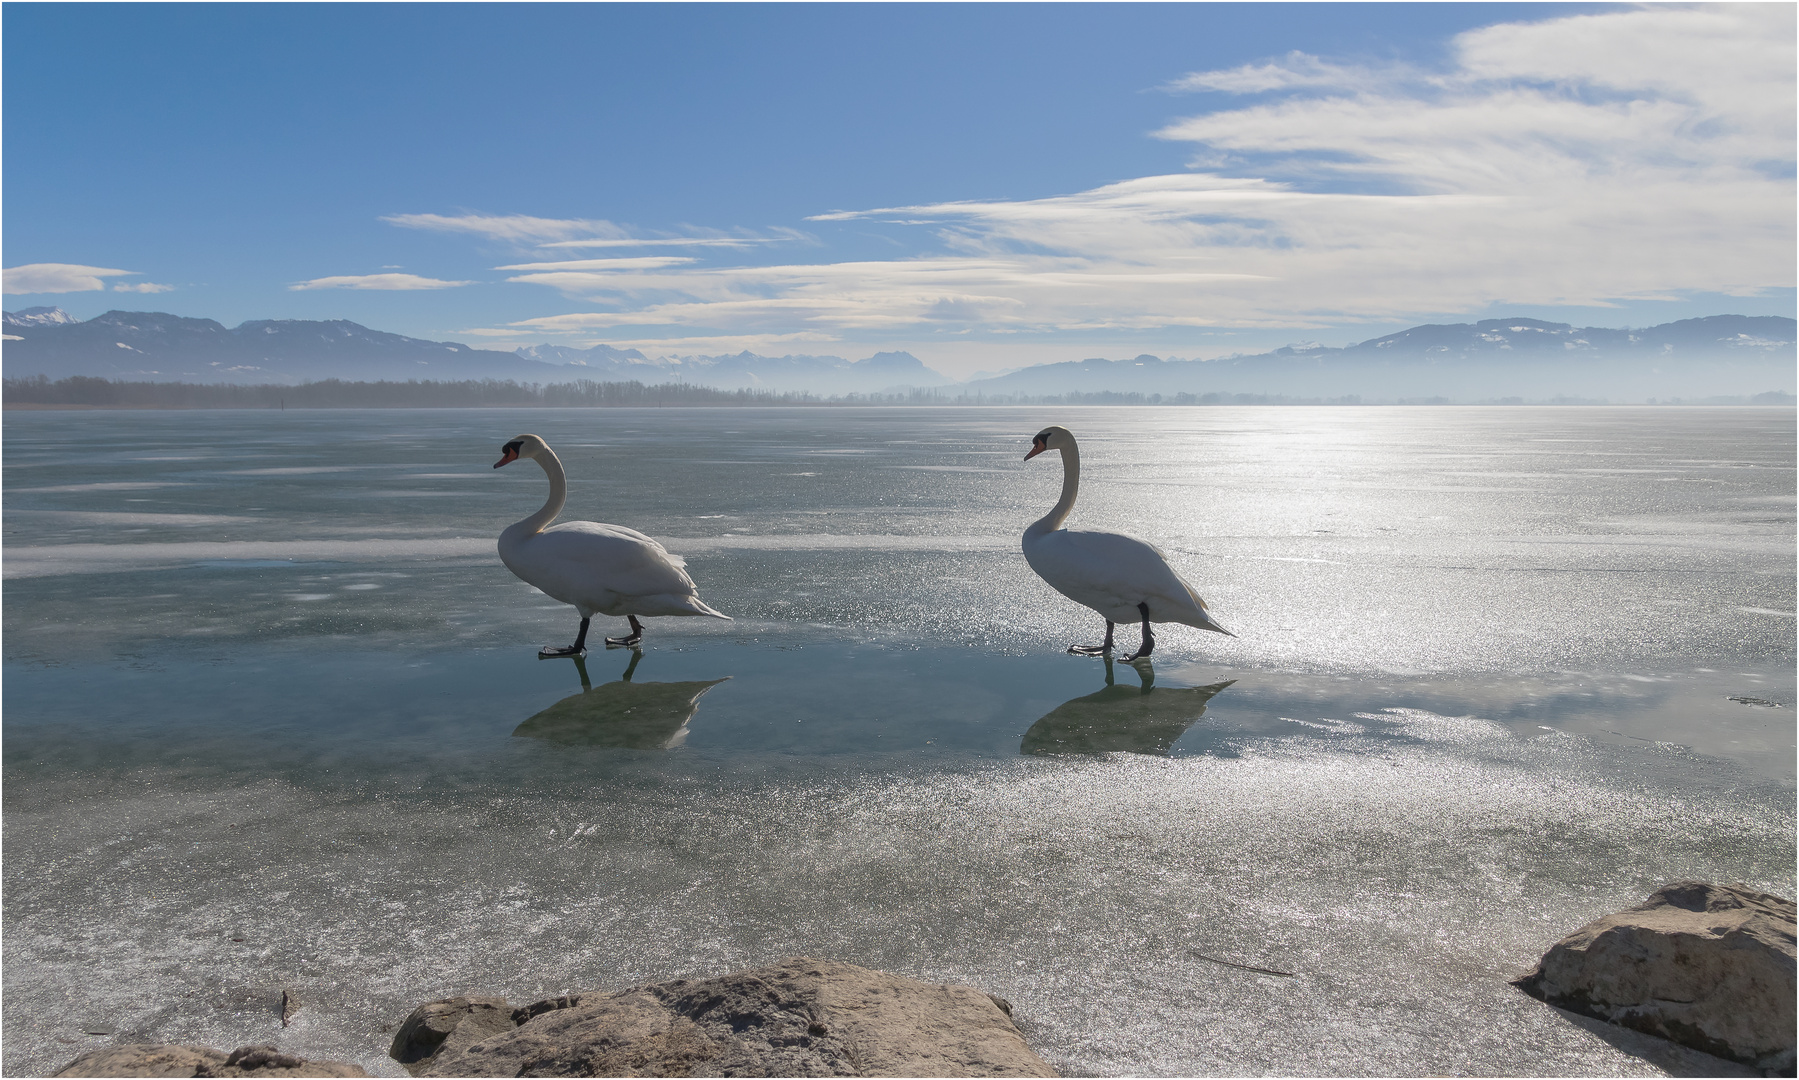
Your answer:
[5,3,1793,377]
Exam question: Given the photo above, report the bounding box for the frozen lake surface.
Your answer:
[4,406,1793,1076]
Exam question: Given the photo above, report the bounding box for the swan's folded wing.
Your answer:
[547,520,685,565]
[529,523,698,596]
[1043,529,1196,593]
[1029,528,1216,623]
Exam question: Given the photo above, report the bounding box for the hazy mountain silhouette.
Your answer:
[4,307,1792,401]
[515,341,948,394]
[961,315,1795,401]
[1,309,558,384]
[3,309,948,393]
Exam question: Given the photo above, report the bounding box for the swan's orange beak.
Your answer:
[1024,441,1046,461]
[494,446,519,469]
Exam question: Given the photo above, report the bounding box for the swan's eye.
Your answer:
[503,440,523,454]
[1035,430,1053,443]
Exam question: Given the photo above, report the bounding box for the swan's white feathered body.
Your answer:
[1023,527,1223,631]
[1022,425,1229,656]
[499,519,724,620]
[495,434,726,654]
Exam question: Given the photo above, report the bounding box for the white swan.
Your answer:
[494,434,728,656]
[1022,425,1231,660]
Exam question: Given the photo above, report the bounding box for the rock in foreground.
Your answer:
[55,1043,368,1077]
[395,957,1057,1077]
[1514,882,1796,1075]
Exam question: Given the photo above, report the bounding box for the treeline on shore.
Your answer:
[8,375,1789,409]
[1,375,1351,409]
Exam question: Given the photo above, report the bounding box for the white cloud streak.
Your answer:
[4,263,139,294]
[493,257,699,272]
[1163,52,1391,95]
[381,213,629,244]
[537,232,807,250]
[289,273,471,291]
[587,331,842,354]
[383,214,809,253]
[112,282,175,294]
[496,5,1796,340]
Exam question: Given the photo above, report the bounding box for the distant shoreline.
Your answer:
[8,401,1795,411]
[4,374,1793,410]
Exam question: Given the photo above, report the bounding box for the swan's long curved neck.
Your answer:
[515,448,568,535]
[1027,444,1080,536]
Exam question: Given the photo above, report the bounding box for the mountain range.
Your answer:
[959,316,1797,401]
[4,307,1793,402]
[0,309,944,395]
[514,341,949,395]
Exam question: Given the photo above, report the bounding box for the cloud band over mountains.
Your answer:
[7,4,1791,363]
[429,5,1789,346]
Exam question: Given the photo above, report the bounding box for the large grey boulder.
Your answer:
[54,1043,368,1077]
[389,995,518,1069]
[1515,882,1796,1074]
[395,957,1057,1077]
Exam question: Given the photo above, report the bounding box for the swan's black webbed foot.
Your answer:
[1068,620,1116,656]
[541,616,592,658]
[605,615,644,649]
[1120,602,1155,662]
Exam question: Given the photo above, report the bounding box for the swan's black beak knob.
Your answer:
[494,444,521,468]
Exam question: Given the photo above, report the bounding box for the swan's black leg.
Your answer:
[605,615,644,649]
[1069,620,1115,656]
[1121,602,1155,661]
[539,616,591,658]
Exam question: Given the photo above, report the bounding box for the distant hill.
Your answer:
[4,308,1792,401]
[5,305,79,328]
[962,316,1797,401]
[1,309,950,394]
[1,309,559,385]
[516,341,949,395]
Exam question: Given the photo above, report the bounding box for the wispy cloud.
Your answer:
[584,331,842,354]
[289,273,471,291]
[381,213,628,244]
[502,250,1268,333]
[494,257,699,272]
[538,230,809,250]
[386,212,812,250]
[112,282,175,294]
[4,263,139,294]
[454,6,1797,342]
[1162,52,1391,95]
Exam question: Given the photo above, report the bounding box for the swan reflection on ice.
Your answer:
[1021,657,1234,757]
[512,651,729,750]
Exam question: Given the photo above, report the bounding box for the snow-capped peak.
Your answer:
[3,306,79,328]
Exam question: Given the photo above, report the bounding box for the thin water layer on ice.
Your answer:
[5,640,1791,782]
[4,406,1794,1077]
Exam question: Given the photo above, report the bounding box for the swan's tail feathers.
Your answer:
[1182,584,1235,637]
[680,595,733,620]
[630,593,732,619]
